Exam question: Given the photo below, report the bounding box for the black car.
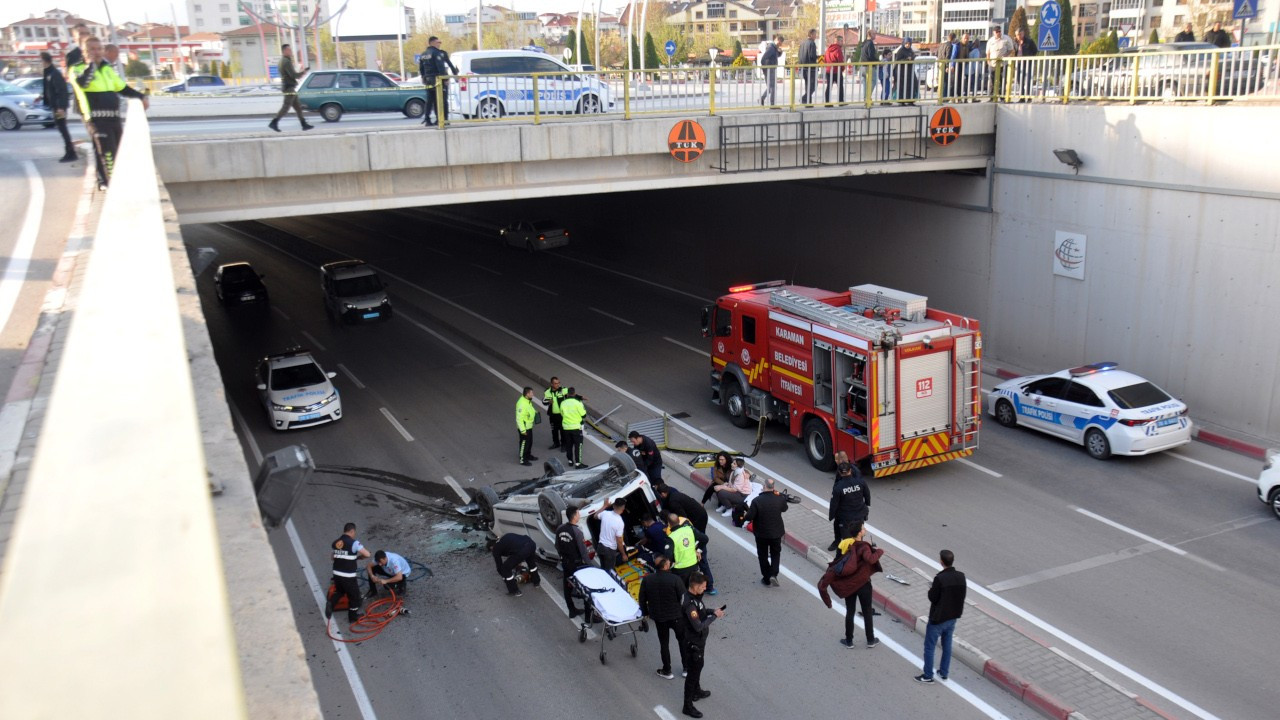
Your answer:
[214,262,269,306]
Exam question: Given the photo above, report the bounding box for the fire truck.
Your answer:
[701,281,982,477]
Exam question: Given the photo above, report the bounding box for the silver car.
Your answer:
[0,79,54,131]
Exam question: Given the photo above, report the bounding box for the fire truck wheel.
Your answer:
[994,400,1017,428]
[803,418,836,471]
[724,382,753,429]
[1084,429,1112,460]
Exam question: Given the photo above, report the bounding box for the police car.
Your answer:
[255,348,342,430]
[1259,449,1280,520]
[988,362,1191,459]
[448,50,614,120]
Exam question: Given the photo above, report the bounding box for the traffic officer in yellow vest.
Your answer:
[516,387,539,466]
[69,36,148,189]
[559,387,588,469]
[543,376,568,451]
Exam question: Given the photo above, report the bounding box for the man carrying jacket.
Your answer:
[418,35,458,128]
[916,549,967,683]
[657,484,707,534]
[69,36,148,188]
[745,477,788,587]
[819,523,884,649]
[41,51,77,162]
[639,554,687,680]
[828,461,870,550]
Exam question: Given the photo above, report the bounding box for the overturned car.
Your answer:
[460,452,661,564]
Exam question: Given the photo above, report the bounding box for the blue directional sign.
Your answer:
[1039,0,1062,52]
[664,40,677,57]
[1233,0,1257,20]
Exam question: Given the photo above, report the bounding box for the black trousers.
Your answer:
[682,641,705,706]
[370,565,407,595]
[801,67,818,103]
[548,412,563,447]
[89,115,121,187]
[562,562,583,611]
[499,554,538,593]
[330,574,362,621]
[423,81,448,127]
[756,535,781,581]
[518,429,533,463]
[824,71,844,103]
[273,92,306,124]
[833,513,868,544]
[563,428,583,465]
[53,116,75,156]
[655,618,686,673]
[844,581,875,643]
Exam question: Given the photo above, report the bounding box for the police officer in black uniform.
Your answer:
[417,35,458,128]
[828,461,870,551]
[325,522,371,622]
[680,572,723,718]
[493,533,540,596]
[629,430,664,484]
[555,506,590,617]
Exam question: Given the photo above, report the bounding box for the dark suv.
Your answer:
[321,259,392,323]
[214,261,269,307]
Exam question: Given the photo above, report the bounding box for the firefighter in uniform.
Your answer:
[516,387,538,466]
[555,505,590,617]
[559,388,588,469]
[69,36,147,189]
[680,572,723,718]
[493,533,540,596]
[325,522,370,622]
[629,430,664,484]
[543,376,568,451]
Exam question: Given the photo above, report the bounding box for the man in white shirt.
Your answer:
[366,549,412,598]
[985,26,1015,101]
[597,498,628,569]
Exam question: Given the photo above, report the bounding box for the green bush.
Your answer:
[124,59,151,78]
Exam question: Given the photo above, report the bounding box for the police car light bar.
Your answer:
[1069,361,1119,377]
[728,280,785,293]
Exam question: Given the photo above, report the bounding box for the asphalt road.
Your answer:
[186,221,1038,720]
[182,202,1279,720]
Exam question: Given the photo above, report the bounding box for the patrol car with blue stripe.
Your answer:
[448,50,614,120]
[987,362,1191,459]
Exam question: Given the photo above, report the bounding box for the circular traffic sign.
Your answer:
[664,40,677,57]
[929,106,962,147]
[668,119,706,163]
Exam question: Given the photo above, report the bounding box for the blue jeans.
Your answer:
[922,618,957,678]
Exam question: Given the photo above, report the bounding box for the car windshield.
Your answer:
[335,274,383,296]
[531,221,559,231]
[0,80,30,96]
[271,362,326,390]
[222,265,257,282]
[1107,381,1172,409]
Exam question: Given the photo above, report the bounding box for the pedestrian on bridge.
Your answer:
[1013,28,1037,100]
[516,387,539,466]
[1204,21,1232,49]
[799,28,819,104]
[986,25,1015,101]
[1174,23,1196,43]
[419,36,458,128]
[759,35,781,106]
[560,388,587,468]
[916,549,967,683]
[268,44,313,133]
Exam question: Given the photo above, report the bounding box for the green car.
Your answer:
[297,70,427,122]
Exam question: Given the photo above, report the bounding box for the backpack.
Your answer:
[823,43,844,65]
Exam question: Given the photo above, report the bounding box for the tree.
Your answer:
[124,59,151,78]
[630,34,641,68]
[1082,32,1119,54]
[644,31,662,69]
[732,39,743,60]
[1009,7,1030,41]
[1148,28,1161,44]
[220,58,231,78]
[1055,0,1077,55]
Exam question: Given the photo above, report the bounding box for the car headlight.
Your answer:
[343,302,355,310]
[380,297,390,304]
[272,403,296,412]
[17,100,29,108]
[320,391,339,406]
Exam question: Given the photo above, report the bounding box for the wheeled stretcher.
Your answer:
[570,565,650,664]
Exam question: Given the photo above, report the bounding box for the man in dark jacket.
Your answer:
[658,484,707,533]
[1013,28,1037,100]
[798,28,819,104]
[745,477,788,587]
[41,52,76,162]
[268,44,312,132]
[828,462,869,550]
[418,35,458,128]
[680,572,723,718]
[639,554,687,680]
[554,506,590,617]
[819,524,884,648]
[758,35,781,106]
[1174,23,1196,43]
[1204,21,1232,48]
[916,549,967,683]
[629,430,663,484]
[492,533,540,596]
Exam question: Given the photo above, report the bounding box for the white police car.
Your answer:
[1259,449,1280,520]
[988,362,1191,460]
[448,50,614,120]
[255,349,342,430]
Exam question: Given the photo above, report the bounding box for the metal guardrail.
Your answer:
[717,114,928,173]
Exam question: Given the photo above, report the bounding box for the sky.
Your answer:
[0,0,617,30]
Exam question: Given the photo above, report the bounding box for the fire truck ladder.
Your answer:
[957,356,981,451]
[768,290,899,346]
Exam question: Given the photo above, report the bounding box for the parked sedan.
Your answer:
[988,362,1191,459]
[297,69,427,122]
[0,79,54,130]
[500,220,569,251]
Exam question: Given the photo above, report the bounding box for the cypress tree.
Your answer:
[1055,0,1077,55]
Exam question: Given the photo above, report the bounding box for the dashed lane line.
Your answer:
[379,407,415,442]
[337,363,366,389]
[662,336,706,356]
[443,475,469,503]
[301,330,327,352]
[589,307,635,326]
[1166,451,1255,484]
[523,282,558,296]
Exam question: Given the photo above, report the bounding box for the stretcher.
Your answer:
[570,566,650,664]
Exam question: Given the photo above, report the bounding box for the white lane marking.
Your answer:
[589,307,635,326]
[337,363,366,389]
[280,231,1219,720]
[523,282,558,297]
[956,458,1003,478]
[653,706,679,720]
[301,330,327,352]
[469,263,502,276]
[286,519,379,720]
[379,407,415,442]
[0,161,45,335]
[1166,451,1255,484]
[554,254,715,304]
[537,579,597,639]
[443,475,469,502]
[271,305,292,320]
[228,401,264,465]
[1075,508,1188,556]
[663,336,706,356]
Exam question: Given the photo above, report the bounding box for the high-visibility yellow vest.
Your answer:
[560,396,587,431]
[668,524,698,570]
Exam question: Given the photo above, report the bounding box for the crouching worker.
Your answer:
[493,532,540,596]
[366,549,411,598]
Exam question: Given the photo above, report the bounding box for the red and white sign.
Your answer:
[915,378,933,399]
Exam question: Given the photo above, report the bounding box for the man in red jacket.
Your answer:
[818,523,884,649]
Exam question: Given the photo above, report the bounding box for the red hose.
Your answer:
[326,588,406,642]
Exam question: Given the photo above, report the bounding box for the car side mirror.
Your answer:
[327,372,337,379]
[256,383,267,390]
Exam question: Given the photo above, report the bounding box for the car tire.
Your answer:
[803,418,836,471]
[724,381,752,429]
[403,98,426,119]
[320,103,343,122]
[543,457,566,476]
[608,451,637,478]
[538,489,567,529]
[994,399,1017,428]
[0,109,19,131]
[1084,428,1112,460]
[477,98,504,119]
[476,486,500,528]
[576,94,603,114]
[1269,487,1280,521]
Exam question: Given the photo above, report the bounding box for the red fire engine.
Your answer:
[701,281,982,477]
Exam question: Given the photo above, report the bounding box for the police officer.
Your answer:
[680,572,723,718]
[664,513,708,588]
[365,549,411,598]
[40,52,76,162]
[69,36,148,189]
[325,522,371,622]
[493,533,540,596]
[559,388,588,469]
[516,387,538,466]
[555,505,590,617]
[828,461,870,551]
[543,376,568,451]
[417,35,458,128]
[629,430,664,484]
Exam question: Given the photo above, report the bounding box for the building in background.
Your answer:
[444,4,540,43]
[656,0,801,48]
[221,21,282,77]
[187,1,333,33]
[1,8,108,56]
